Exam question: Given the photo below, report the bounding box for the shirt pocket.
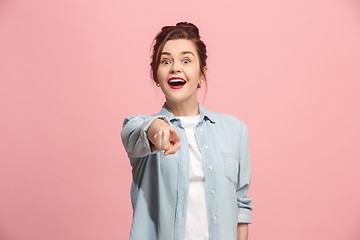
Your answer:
[221,151,239,185]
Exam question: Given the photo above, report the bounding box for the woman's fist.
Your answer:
[147,119,181,156]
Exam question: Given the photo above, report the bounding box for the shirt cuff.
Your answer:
[238,208,252,224]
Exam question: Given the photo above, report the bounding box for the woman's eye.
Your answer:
[162,59,170,64]
[183,59,190,64]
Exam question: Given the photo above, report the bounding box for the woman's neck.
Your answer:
[165,98,200,117]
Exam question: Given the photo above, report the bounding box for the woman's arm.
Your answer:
[237,223,248,240]
[121,115,171,158]
[236,119,253,237]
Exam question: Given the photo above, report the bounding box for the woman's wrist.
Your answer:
[237,223,248,240]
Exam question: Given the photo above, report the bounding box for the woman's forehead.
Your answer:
[162,39,197,55]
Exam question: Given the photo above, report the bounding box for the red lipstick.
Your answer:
[168,77,186,89]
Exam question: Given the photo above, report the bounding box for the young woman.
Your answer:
[121,22,253,240]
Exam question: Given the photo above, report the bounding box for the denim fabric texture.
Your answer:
[120,102,253,240]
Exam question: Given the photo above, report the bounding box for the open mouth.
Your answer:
[168,78,186,89]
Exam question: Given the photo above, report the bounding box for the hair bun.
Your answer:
[176,22,200,38]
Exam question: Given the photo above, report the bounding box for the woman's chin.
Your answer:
[165,95,198,105]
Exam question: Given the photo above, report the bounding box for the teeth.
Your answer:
[169,78,185,83]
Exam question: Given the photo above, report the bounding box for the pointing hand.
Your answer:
[148,119,181,156]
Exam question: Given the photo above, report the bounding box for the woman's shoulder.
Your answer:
[208,110,249,140]
[210,110,247,128]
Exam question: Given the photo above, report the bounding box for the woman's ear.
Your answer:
[201,66,208,80]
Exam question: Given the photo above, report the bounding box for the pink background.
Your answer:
[1,0,359,239]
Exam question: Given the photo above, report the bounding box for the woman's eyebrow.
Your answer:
[161,51,194,56]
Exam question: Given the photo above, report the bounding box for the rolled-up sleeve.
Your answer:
[236,119,253,223]
[121,115,170,158]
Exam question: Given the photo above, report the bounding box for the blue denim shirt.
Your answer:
[120,102,253,240]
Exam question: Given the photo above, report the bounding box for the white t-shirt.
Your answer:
[177,115,209,240]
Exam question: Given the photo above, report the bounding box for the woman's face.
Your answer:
[157,39,206,105]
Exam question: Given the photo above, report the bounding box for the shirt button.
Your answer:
[199,128,203,132]
[209,165,213,170]
[183,170,186,174]
[211,190,215,195]
[213,216,217,220]
[204,145,208,150]
[181,192,184,198]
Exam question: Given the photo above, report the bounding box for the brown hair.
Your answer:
[150,22,208,87]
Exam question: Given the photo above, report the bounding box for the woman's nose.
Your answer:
[170,60,181,73]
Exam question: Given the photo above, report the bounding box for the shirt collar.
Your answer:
[157,102,216,124]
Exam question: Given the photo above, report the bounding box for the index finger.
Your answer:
[164,140,181,156]
[169,128,180,143]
